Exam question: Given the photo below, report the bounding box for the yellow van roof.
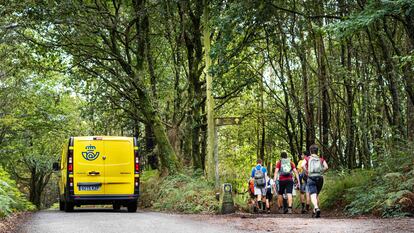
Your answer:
[74,136,133,141]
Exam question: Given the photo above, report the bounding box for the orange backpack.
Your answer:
[249,179,255,193]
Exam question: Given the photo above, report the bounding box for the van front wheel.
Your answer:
[127,201,137,212]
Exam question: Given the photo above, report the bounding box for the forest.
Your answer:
[0,0,413,217]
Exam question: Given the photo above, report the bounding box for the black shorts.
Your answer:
[266,189,272,200]
[278,180,294,195]
[307,176,324,194]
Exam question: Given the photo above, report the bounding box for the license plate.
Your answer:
[78,185,101,191]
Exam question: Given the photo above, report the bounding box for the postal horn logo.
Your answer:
[82,145,100,161]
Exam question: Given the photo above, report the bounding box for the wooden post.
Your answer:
[214,117,243,188]
[214,123,219,188]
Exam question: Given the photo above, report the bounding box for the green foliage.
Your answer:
[330,0,414,38]
[1,0,414,217]
[0,167,35,217]
[320,170,374,209]
[233,193,250,212]
[0,34,89,208]
[140,169,219,213]
[321,151,414,217]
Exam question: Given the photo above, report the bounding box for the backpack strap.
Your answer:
[253,165,262,176]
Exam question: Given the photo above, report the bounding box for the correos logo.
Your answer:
[82,145,100,161]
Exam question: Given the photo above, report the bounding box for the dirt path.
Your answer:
[188,213,414,233]
[11,208,414,233]
[0,212,31,233]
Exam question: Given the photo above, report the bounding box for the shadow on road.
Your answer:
[49,206,135,213]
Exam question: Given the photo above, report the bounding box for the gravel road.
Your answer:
[15,208,414,233]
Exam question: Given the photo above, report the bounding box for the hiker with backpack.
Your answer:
[265,172,275,213]
[301,144,328,218]
[251,159,267,212]
[297,151,310,213]
[248,178,256,211]
[273,151,300,214]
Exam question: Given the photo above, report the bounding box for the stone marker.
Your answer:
[221,183,235,214]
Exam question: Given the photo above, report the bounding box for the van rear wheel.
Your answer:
[64,202,74,212]
[113,203,121,211]
[127,201,137,212]
[59,200,65,211]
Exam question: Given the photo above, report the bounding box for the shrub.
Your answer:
[0,167,35,217]
[140,169,220,213]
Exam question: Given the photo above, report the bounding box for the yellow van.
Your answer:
[53,136,140,212]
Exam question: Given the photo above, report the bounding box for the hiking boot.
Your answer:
[267,209,271,214]
[278,208,284,214]
[287,208,292,214]
[283,208,288,214]
[315,208,321,218]
[301,208,306,214]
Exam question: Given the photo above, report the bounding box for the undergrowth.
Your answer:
[320,169,374,210]
[320,152,414,217]
[140,169,219,213]
[0,167,35,217]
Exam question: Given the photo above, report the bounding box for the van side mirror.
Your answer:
[52,162,59,171]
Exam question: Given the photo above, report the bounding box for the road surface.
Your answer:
[16,208,414,233]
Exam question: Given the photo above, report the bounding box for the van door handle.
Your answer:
[88,171,100,176]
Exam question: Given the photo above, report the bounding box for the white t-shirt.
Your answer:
[266,177,274,189]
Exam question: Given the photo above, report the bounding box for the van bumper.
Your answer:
[69,194,139,205]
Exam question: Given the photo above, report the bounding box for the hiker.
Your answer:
[248,178,256,210]
[297,151,310,213]
[304,151,311,212]
[301,144,328,218]
[265,172,275,213]
[275,178,289,212]
[251,159,267,212]
[274,151,300,214]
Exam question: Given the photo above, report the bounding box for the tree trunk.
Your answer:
[297,44,315,152]
[313,26,330,159]
[178,0,204,170]
[367,28,386,161]
[259,73,265,162]
[375,26,405,138]
[137,86,179,175]
[342,41,356,169]
[203,0,216,180]
[383,19,414,142]
[145,124,158,169]
[131,0,179,174]
[408,96,414,142]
